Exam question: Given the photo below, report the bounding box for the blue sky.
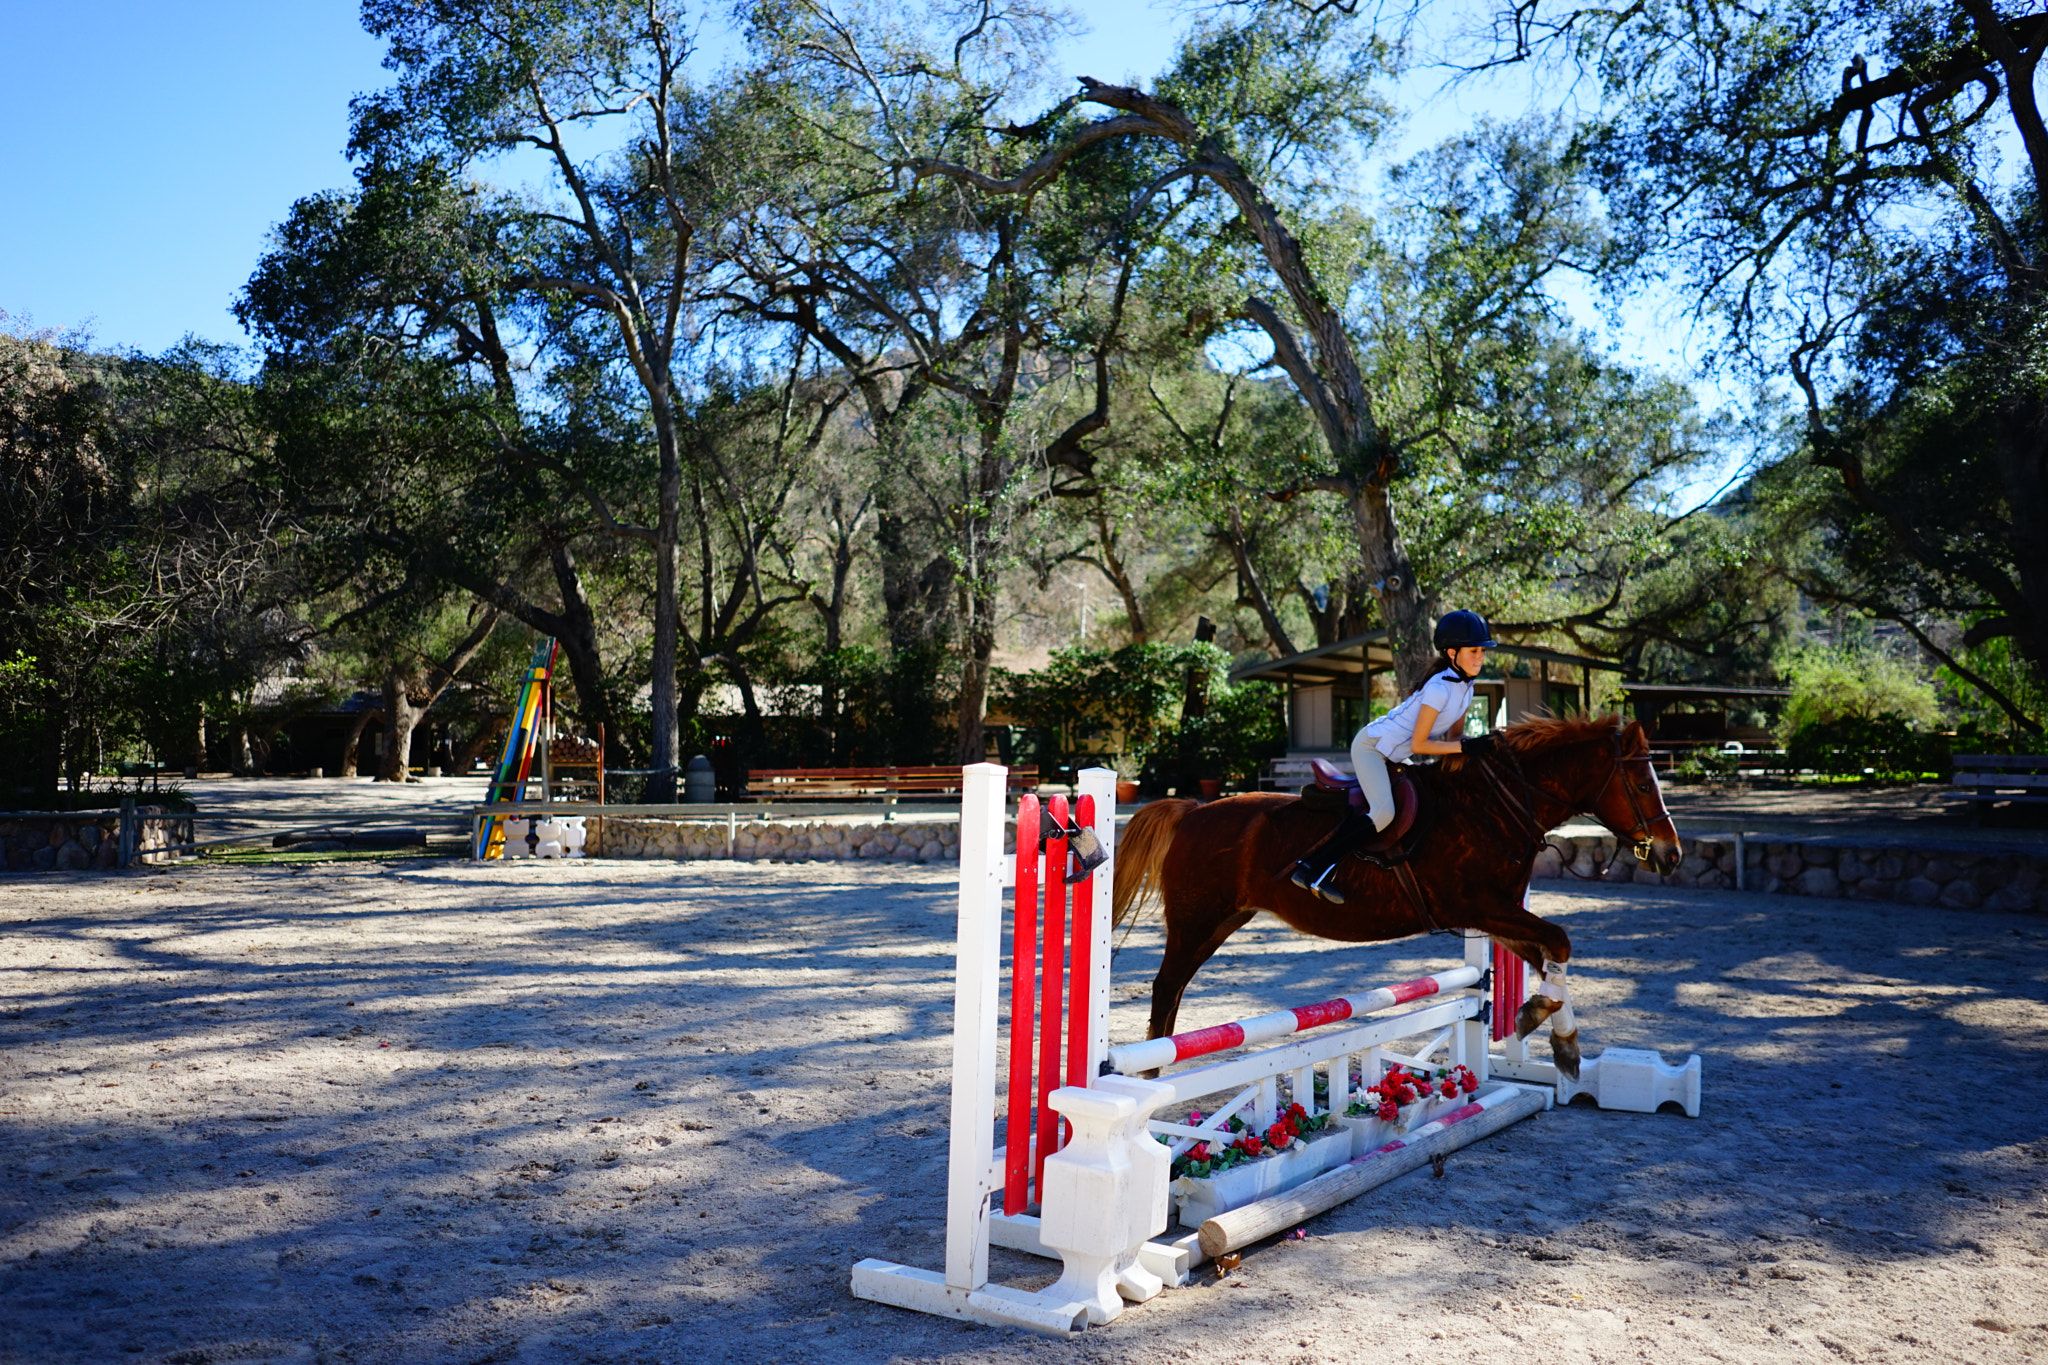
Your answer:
[1,0,1740,499]
[1,2,1586,347]
[2,1,1187,353]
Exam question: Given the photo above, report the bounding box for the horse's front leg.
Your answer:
[1513,958,1579,1082]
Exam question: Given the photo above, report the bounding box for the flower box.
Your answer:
[1170,1126,1355,1228]
[1337,1089,1464,1152]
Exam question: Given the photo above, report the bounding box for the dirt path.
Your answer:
[2,859,2044,1365]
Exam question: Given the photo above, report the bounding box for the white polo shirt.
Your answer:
[1363,668,1476,763]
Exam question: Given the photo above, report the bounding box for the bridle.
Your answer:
[1478,728,1669,874]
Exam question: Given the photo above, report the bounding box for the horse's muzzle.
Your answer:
[1639,835,1682,877]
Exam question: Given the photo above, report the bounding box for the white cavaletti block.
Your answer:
[1036,1077,1175,1325]
[1555,1047,1701,1117]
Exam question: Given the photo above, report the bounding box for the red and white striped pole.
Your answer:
[1001,794,1041,1216]
[1103,965,1485,1075]
[1491,942,1525,1042]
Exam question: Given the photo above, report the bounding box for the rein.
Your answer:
[1478,730,1665,879]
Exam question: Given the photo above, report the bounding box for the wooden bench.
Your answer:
[1949,754,2048,819]
[744,765,1038,803]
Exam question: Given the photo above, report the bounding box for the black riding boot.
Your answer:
[1287,807,1378,904]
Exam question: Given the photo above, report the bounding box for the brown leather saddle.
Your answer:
[1300,757,1422,862]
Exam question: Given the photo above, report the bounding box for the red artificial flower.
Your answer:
[1440,1079,1459,1099]
[1190,1143,1211,1161]
[1376,1100,1398,1121]
[1461,1074,1479,1093]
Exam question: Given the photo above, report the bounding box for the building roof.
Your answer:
[1228,629,1623,686]
[1618,682,1791,700]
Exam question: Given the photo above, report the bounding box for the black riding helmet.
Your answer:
[1433,609,1498,652]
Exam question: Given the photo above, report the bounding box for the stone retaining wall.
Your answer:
[593,817,963,864]
[0,809,193,872]
[1535,832,2046,912]
[562,814,2048,915]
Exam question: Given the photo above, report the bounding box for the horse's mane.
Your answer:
[1436,713,1635,776]
[1495,713,1633,754]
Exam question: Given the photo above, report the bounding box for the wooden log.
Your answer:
[1197,1086,1549,1259]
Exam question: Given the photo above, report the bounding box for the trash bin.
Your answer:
[684,754,716,803]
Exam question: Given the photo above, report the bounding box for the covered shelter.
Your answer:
[1229,630,1624,756]
[1617,682,1789,746]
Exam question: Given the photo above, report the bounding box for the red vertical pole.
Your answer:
[1492,941,1523,1042]
[1065,794,1095,1094]
[1002,794,1041,1216]
[1033,796,1070,1198]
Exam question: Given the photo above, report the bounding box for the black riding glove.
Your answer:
[1462,732,1496,760]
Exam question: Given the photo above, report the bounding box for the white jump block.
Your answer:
[1556,1047,1700,1117]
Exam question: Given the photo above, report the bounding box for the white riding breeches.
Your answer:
[1349,733,1396,833]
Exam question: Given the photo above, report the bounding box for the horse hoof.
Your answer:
[1551,1029,1581,1082]
[1513,998,1553,1039]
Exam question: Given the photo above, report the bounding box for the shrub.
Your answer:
[1784,713,1938,781]
[1775,644,1940,744]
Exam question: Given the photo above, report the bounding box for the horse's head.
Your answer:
[1489,715,1681,875]
[1585,720,1681,875]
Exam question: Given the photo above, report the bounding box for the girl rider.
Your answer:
[1288,610,1499,903]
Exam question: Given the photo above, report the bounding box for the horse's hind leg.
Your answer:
[1146,900,1257,1044]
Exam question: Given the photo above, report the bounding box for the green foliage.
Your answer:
[1172,679,1288,787]
[753,644,956,768]
[1937,632,2047,744]
[1774,645,1940,744]
[1784,715,1941,783]
[992,642,1283,785]
[1773,642,1943,781]
[1672,745,1742,783]
[1547,0,2048,720]
[995,643,1226,778]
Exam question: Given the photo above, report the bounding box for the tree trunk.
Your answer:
[1218,507,1297,658]
[647,406,683,803]
[1177,616,1217,791]
[1090,503,1149,643]
[545,544,619,760]
[340,707,382,778]
[1993,415,2048,680]
[955,579,998,766]
[811,490,866,763]
[379,671,425,783]
[457,714,508,773]
[1352,485,1435,688]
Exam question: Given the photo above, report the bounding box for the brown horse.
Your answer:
[1110,715,1681,1080]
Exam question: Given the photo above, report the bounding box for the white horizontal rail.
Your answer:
[1154,997,1479,1108]
[1106,965,1483,1075]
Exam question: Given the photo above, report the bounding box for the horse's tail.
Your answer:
[1112,798,1196,928]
